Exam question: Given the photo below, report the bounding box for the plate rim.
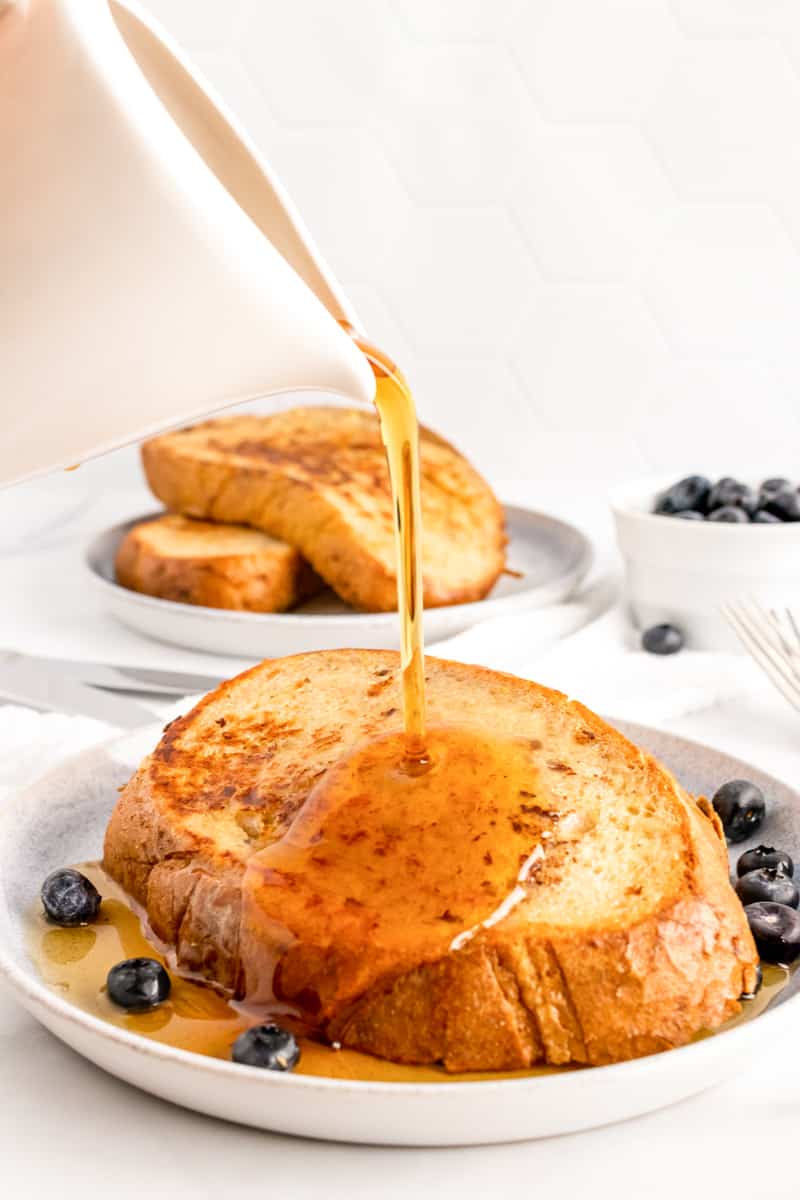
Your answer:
[83,504,594,628]
[1,720,797,1099]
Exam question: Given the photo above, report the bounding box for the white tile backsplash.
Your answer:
[511,0,680,121]
[641,206,800,358]
[104,0,800,487]
[643,39,800,202]
[508,128,675,282]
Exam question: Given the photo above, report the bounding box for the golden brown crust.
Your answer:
[140,408,507,611]
[114,513,321,613]
[103,650,757,1070]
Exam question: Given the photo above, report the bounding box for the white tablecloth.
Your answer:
[1,475,797,1198]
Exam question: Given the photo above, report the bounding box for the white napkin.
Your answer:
[430,577,758,724]
[0,697,192,803]
[0,707,114,797]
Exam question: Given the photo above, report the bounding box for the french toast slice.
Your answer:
[104,650,758,1072]
[115,512,321,612]
[140,407,506,611]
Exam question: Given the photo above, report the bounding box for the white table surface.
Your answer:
[1,473,798,1197]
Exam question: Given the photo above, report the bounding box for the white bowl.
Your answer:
[611,474,800,650]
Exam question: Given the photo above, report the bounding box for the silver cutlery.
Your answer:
[721,601,800,714]
[0,655,156,728]
[0,651,221,697]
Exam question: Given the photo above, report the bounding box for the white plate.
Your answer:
[84,506,592,657]
[0,718,797,1145]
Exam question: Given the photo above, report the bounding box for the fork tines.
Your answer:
[721,600,800,714]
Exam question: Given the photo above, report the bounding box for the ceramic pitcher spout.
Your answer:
[0,0,375,486]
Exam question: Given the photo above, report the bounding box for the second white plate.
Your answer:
[85,505,592,658]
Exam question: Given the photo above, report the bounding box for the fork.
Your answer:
[721,600,800,714]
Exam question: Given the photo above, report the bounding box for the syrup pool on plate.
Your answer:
[30,863,788,1081]
[29,863,565,1083]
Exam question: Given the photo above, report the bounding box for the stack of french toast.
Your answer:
[116,406,507,613]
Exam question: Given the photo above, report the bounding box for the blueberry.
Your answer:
[712,779,765,843]
[708,505,750,523]
[41,868,101,927]
[707,477,757,515]
[641,623,683,655]
[107,958,171,1010]
[753,509,783,524]
[231,1023,300,1071]
[740,962,763,1001]
[760,477,792,498]
[654,475,711,516]
[761,490,800,522]
[674,510,705,521]
[735,866,799,908]
[736,845,793,878]
[744,902,800,964]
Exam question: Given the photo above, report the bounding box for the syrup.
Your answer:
[343,328,426,760]
[32,865,251,1057]
[30,863,788,1082]
[240,726,581,1015]
[28,864,561,1083]
[231,329,581,1023]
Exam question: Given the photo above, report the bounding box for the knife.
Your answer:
[0,651,221,697]
[0,655,157,729]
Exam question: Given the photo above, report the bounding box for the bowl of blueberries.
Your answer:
[611,473,800,650]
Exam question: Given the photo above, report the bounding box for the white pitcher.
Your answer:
[0,0,375,486]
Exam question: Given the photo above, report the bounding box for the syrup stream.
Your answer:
[342,325,427,762]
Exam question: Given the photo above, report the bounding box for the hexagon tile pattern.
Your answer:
[131,0,800,484]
